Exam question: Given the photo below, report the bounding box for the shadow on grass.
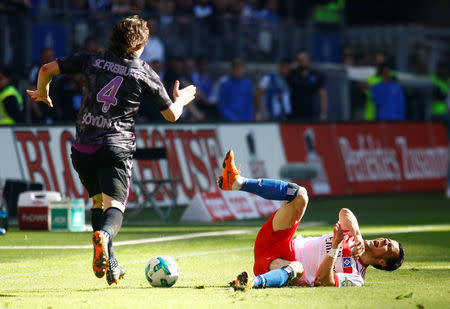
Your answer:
[0,294,16,297]
[72,284,231,292]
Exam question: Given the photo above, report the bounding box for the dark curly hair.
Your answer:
[110,15,149,57]
[373,242,405,271]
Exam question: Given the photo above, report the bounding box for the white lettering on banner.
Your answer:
[338,135,401,182]
[222,191,260,219]
[203,195,233,220]
[250,195,280,217]
[21,214,47,223]
[339,135,448,183]
[12,126,224,205]
[82,112,112,129]
[396,137,448,180]
[183,190,280,222]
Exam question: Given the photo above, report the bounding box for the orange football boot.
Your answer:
[217,150,241,191]
[229,271,255,291]
[92,231,109,278]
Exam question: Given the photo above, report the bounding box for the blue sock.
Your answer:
[253,268,291,288]
[240,178,299,201]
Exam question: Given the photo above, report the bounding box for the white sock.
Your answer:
[232,175,246,190]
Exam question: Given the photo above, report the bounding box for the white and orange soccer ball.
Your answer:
[145,255,179,287]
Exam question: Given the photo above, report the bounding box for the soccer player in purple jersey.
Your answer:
[27,15,197,285]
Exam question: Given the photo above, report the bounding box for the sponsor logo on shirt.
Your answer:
[341,277,354,287]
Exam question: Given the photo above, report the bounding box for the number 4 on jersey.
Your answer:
[97,76,124,113]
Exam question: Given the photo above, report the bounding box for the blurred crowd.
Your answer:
[1,0,282,25]
[5,40,329,124]
[1,37,449,125]
[0,0,449,125]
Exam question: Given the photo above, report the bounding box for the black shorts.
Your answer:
[71,146,133,205]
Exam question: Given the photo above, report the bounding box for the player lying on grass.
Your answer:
[218,150,405,288]
[27,15,196,285]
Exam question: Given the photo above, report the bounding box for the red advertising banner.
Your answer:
[181,190,282,222]
[199,191,235,221]
[280,122,448,197]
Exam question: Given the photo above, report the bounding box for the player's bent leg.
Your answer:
[91,194,108,278]
[101,194,126,285]
[91,194,103,232]
[272,186,308,232]
[269,259,304,286]
[92,229,109,278]
[230,259,303,290]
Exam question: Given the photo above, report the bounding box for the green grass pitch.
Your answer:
[0,193,449,309]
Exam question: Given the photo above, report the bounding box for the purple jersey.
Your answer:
[57,50,172,151]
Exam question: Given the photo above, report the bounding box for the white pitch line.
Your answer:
[0,229,259,250]
[123,246,253,266]
[362,224,450,236]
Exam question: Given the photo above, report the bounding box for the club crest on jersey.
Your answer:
[343,257,351,268]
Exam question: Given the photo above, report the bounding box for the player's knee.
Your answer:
[291,186,308,209]
[103,194,125,213]
[92,194,103,209]
[289,261,304,277]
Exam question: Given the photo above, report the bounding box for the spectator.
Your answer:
[163,56,184,98]
[255,58,291,121]
[29,48,55,85]
[141,18,165,63]
[215,0,240,18]
[111,0,146,14]
[191,56,214,103]
[371,62,406,121]
[175,0,194,15]
[364,51,395,121]
[157,0,176,30]
[342,45,354,67]
[28,48,56,123]
[0,66,24,124]
[217,58,254,122]
[180,57,205,121]
[0,0,32,11]
[111,0,131,14]
[287,50,328,122]
[258,0,280,29]
[68,0,89,9]
[150,59,164,79]
[52,74,83,122]
[191,56,219,120]
[256,0,279,56]
[84,36,104,53]
[193,0,213,19]
[430,62,449,121]
[88,0,111,12]
[240,0,259,25]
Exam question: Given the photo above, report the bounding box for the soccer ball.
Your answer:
[145,255,179,287]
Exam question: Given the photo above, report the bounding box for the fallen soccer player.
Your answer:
[217,150,405,289]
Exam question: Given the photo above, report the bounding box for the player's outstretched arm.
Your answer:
[26,61,60,108]
[160,80,196,122]
[314,222,344,287]
[339,208,365,257]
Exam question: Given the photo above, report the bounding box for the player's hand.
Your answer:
[26,89,53,108]
[173,80,196,107]
[332,221,344,249]
[351,235,365,258]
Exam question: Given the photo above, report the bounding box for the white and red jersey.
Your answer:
[293,233,367,287]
